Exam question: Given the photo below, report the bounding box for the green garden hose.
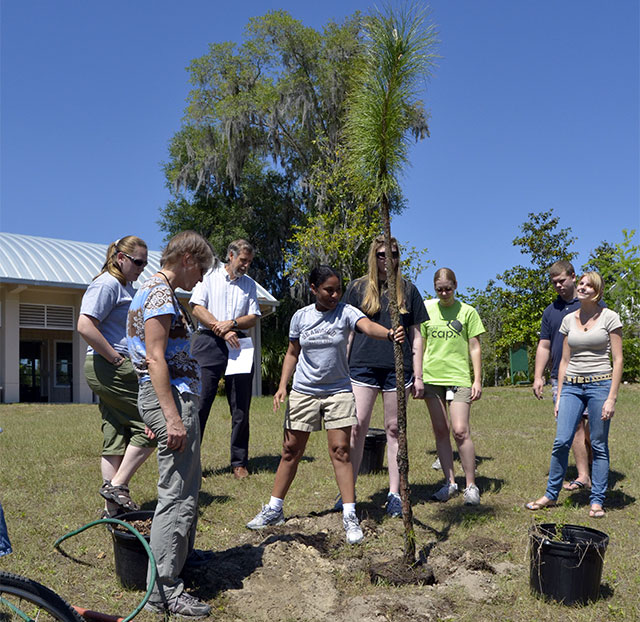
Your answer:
[54,517,157,622]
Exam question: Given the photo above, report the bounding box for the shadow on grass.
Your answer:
[343,477,502,540]
[409,475,506,505]
[562,468,635,510]
[600,582,615,600]
[608,468,628,490]
[423,504,497,543]
[564,465,627,490]
[427,449,494,470]
[201,454,315,479]
[603,488,635,510]
[181,541,265,597]
[198,491,233,510]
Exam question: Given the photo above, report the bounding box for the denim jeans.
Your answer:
[0,501,12,557]
[545,380,611,505]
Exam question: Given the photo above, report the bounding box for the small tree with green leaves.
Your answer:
[345,3,437,565]
[495,209,576,372]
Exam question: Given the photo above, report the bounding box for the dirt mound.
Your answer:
[183,513,521,621]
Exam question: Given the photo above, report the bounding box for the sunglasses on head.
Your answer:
[121,252,148,268]
[376,251,399,259]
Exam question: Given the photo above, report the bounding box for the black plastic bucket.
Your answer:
[107,510,153,591]
[359,428,387,474]
[529,523,609,605]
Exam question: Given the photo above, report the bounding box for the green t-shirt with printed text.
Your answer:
[421,299,485,386]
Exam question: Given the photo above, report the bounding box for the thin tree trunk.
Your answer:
[381,194,415,565]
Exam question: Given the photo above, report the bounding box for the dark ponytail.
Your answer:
[309,265,341,288]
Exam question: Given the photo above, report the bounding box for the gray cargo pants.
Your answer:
[138,382,201,602]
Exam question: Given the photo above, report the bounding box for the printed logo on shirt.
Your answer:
[430,319,463,341]
[301,326,337,346]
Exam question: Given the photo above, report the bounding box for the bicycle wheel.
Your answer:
[0,571,83,622]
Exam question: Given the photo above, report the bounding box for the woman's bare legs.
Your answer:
[101,446,155,513]
[328,427,356,503]
[425,396,456,485]
[381,389,411,495]
[101,455,123,483]
[449,402,476,487]
[571,420,592,486]
[105,446,155,487]
[271,429,310,500]
[350,385,379,483]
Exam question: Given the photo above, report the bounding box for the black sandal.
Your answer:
[99,480,140,512]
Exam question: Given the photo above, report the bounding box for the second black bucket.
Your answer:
[107,510,153,591]
[529,523,609,605]
[359,428,387,474]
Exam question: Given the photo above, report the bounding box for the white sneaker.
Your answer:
[246,504,285,529]
[343,512,364,544]
[431,482,459,502]
[463,484,481,505]
[431,457,442,470]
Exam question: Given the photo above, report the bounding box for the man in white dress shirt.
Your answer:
[190,240,261,479]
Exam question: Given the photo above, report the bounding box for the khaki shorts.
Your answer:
[423,384,472,404]
[284,390,358,432]
[84,354,156,454]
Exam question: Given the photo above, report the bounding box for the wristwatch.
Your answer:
[232,319,239,329]
[112,355,125,367]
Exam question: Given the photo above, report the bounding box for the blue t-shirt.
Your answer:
[290,302,365,395]
[80,272,135,355]
[127,276,200,396]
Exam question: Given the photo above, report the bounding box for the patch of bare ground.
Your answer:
[182,514,521,622]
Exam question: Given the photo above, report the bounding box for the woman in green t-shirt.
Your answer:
[421,268,485,505]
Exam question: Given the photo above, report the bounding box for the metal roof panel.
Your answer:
[0,232,278,305]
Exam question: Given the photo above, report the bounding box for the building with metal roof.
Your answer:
[0,232,278,403]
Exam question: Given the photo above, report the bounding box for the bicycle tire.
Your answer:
[0,571,83,622]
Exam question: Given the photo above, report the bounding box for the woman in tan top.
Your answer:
[526,272,623,518]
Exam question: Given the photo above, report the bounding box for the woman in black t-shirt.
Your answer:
[342,235,428,517]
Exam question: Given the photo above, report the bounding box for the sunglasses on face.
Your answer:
[121,252,148,268]
[436,286,453,293]
[376,251,399,259]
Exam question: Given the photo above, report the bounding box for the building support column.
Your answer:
[3,290,22,403]
[74,294,93,403]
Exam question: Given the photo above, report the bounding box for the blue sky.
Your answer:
[1,0,638,296]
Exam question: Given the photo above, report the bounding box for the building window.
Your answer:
[55,342,73,387]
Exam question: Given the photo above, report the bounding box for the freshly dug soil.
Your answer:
[112,518,152,536]
[180,513,521,622]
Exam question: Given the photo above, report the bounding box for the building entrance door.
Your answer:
[19,341,48,402]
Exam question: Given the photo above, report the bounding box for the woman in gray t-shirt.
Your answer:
[526,272,623,518]
[78,235,155,516]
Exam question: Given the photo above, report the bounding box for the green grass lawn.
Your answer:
[0,384,638,621]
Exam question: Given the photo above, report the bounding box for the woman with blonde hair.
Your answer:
[78,235,156,516]
[341,235,428,517]
[421,268,485,505]
[526,272,623,518]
